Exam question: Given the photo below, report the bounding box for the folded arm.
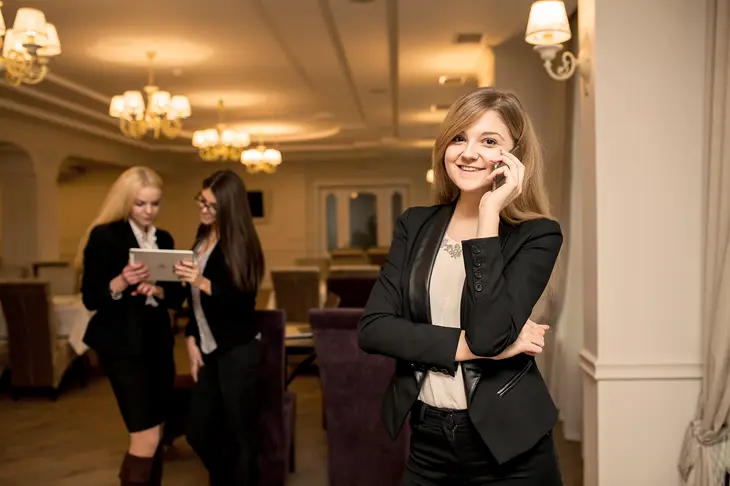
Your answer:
[357,209,463,374]
[460,219,562,357]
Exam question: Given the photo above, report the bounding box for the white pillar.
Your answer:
[577,0,706,484]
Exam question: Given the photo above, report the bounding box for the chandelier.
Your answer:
[192,98,250,162]
[108,51,191,140]
[0,3,61,86]
[241,142,282,174]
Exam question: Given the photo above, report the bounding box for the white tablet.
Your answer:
[129,248,195,282]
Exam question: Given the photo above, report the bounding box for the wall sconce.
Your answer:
[525,1,590,85]
[426,169,434,184]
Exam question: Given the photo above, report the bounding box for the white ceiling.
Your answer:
[0,0,576,156]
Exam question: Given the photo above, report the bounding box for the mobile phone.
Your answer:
[492,162,506,191]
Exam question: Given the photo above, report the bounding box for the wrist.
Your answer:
[111,274,128,293]
[476,209,500,238]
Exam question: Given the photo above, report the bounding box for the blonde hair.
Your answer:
[73,166,163,268]
[431,87,553,224]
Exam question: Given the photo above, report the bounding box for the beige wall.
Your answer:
[578,0,706,484]
[57,156,434,283]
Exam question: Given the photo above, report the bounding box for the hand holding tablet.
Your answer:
[129,248,195,282]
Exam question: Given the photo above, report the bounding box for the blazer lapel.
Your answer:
[121,220,140,250]
[408,203,455,325]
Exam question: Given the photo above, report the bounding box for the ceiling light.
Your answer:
[438,75,467,86]
[241,137,282,174]
[108,51,191,140]
[429,104,450,112]
[525,0,590,86]
[0,2,62,86]
[192,98,250,162]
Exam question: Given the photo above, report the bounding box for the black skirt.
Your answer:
[100,306,175,433]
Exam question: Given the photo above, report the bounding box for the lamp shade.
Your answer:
[122,91,145,116]
[0,8,6,36]
[525,0,571,46]
[426,169,434,184]
[38,23,61,57]
[109,95,125,117]
[148,91,171,115]
[12,8,46,35]
[2,29,26,58]
[171,96,191,118]
[242,147,263,164]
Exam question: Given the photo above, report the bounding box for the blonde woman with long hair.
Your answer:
[358,88,563,485]
[76,166,184,486]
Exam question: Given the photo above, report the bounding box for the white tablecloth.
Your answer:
[0,294,92,355]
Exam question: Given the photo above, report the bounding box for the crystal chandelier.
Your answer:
[241,142,282,174]
[192,98,250,162]
[0,3,61,87]
[108,51,191,140]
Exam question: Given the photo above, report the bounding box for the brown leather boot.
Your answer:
[119,453,154,486]
[149,446,164,486]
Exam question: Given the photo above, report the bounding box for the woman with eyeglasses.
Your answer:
[174,169,265,485]
[75,166,184,486]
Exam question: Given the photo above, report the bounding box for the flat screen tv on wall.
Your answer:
[247,191,264,218]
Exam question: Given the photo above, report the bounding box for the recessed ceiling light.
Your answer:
[438,76,467,86]
[430,104,450,112]
[455,33,484,44]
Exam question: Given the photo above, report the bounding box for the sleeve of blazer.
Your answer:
[81,225,126,312]
[184,295,199,339]
[460,218,562,357]
[358,208,462,372]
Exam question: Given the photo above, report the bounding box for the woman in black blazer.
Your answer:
[173,170,265,485]
[76,166,184,486]
[358,88,563,485]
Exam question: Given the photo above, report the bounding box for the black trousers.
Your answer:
[401,401,563,486]
[186,339,261,485]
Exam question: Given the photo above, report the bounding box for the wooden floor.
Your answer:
[0,336,583,485]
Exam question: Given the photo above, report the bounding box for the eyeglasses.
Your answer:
[194,193,217,214]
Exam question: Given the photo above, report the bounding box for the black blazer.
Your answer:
[357,203,562,465]
[81,220,185,357]
[183,244,258,355]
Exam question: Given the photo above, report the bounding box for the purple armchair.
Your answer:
[258,309,297,485]
[309,308,409,486]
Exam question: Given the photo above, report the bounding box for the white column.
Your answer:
[578,0,705,485]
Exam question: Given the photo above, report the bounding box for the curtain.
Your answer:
[679,0,730,484]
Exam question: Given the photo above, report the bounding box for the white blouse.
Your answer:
[418,233,468,410]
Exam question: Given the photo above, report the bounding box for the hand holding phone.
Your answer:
[492,161,506,192]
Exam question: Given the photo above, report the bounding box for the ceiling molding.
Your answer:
[0,97,192,152]
[317,0,367,123]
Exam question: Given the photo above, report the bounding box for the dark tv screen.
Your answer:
[247,191,264,218]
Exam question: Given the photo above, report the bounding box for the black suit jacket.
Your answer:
[183,245,258,355]
[81,220,185,357]
[357,203,562,464]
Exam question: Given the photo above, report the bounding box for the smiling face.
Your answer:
[129,186,161,229]
[443,109,516,195]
